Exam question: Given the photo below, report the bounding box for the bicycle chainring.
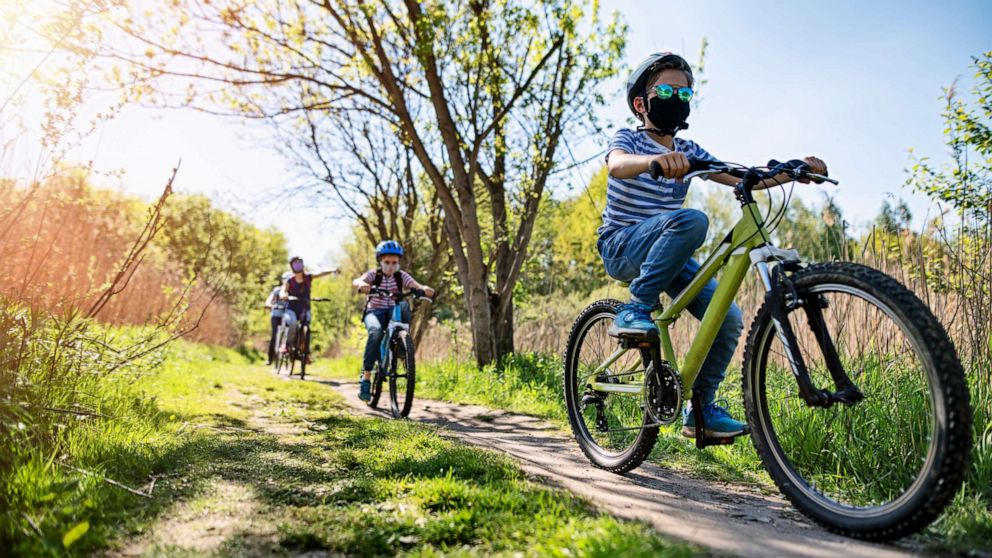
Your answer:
[645,361,682,425]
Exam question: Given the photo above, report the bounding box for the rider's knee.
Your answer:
[672,208,709,247]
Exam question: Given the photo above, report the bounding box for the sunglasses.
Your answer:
[652,84,694,103]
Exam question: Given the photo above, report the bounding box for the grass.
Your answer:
[2,340,699,557]
[320,350,991,554]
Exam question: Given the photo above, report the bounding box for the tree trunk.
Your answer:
[463,273,496,367]
[491,290,514,362]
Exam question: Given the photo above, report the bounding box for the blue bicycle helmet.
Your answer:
[375,240,404,259]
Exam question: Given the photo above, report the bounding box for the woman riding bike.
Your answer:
[279,256,339,358]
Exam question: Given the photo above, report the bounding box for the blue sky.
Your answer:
[4,0,990,265]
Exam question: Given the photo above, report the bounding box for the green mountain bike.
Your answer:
[563,158,972,541]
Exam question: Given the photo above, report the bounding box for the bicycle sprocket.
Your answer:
[645,361,682,425]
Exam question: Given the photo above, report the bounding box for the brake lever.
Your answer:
[807,173,838,185]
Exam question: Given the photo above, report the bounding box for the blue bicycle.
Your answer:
[365,288,432,418]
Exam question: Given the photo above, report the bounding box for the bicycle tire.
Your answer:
[389,334,416,418]
[742,262,972,540]
[299,325,308,380]
[274,327,289,374]
[564,299,659,473]
[368,362,384,408]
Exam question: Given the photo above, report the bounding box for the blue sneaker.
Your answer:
[682,400,747,438]
[358,378,372,402]
[609,302,658,337]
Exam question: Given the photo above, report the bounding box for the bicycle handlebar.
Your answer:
[369,287,433,303]
[650,158,838,186]
[284,296,331,302]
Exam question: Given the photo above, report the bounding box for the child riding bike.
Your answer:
[352,240,434,402]
[599,52,828,438]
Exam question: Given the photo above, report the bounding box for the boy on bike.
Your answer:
[279,256,339,357]
[264,272,292,365]
[600,52,828,438]
[352,240,434,402]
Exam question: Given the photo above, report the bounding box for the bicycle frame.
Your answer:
[590,200,771,399]
[378,303,409,371]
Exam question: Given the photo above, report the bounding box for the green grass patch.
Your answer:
[3,340,697,557]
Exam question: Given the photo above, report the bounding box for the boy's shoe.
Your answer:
[682,401,747,438]
[609,302,659,337]
[358,379,372,402]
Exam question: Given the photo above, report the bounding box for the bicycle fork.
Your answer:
[752,251,864,408]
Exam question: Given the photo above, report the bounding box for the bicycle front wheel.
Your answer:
[368,363,384,408]
[274,328,289,374]
[742,262,971,540]
[389,334,416,418]
[298,326,309,380]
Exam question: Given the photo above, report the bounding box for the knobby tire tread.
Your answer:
[564,299,659,474]
[741,262,971,541]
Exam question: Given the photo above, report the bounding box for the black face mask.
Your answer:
[642,94,690,136]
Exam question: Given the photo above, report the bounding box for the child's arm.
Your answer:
[607,150,690,180]
[402,273,435,298]
[353,275,371,294]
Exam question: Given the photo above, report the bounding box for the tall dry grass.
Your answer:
[0,172,235,344]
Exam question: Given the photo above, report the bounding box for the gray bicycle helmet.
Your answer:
[626,52,694,116]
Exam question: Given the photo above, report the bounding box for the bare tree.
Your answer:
[76,0,627,365]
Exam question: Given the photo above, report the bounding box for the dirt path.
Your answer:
[323,378,926,558]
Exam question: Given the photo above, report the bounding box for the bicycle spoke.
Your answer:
[758,286,936,509]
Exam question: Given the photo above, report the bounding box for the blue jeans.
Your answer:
[597,208,744,405]
[281,309,310,349]
[362,302,411,372]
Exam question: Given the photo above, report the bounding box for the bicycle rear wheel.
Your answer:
[563,299,658,473]
[742,262,971,540]
[389,334,416,418]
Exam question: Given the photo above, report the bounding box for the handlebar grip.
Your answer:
[649,158,712,181]
[649,160,663,180]
[767,158,830,184]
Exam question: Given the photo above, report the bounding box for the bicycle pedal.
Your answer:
[700,436,736,447]
[695,426,750,449]
[619,336,659,349]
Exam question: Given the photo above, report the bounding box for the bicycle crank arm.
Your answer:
[588,382,644,395]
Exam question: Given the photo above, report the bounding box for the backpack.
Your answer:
[362,269,409,316]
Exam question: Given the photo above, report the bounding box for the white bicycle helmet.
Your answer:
[625,52,694,116]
